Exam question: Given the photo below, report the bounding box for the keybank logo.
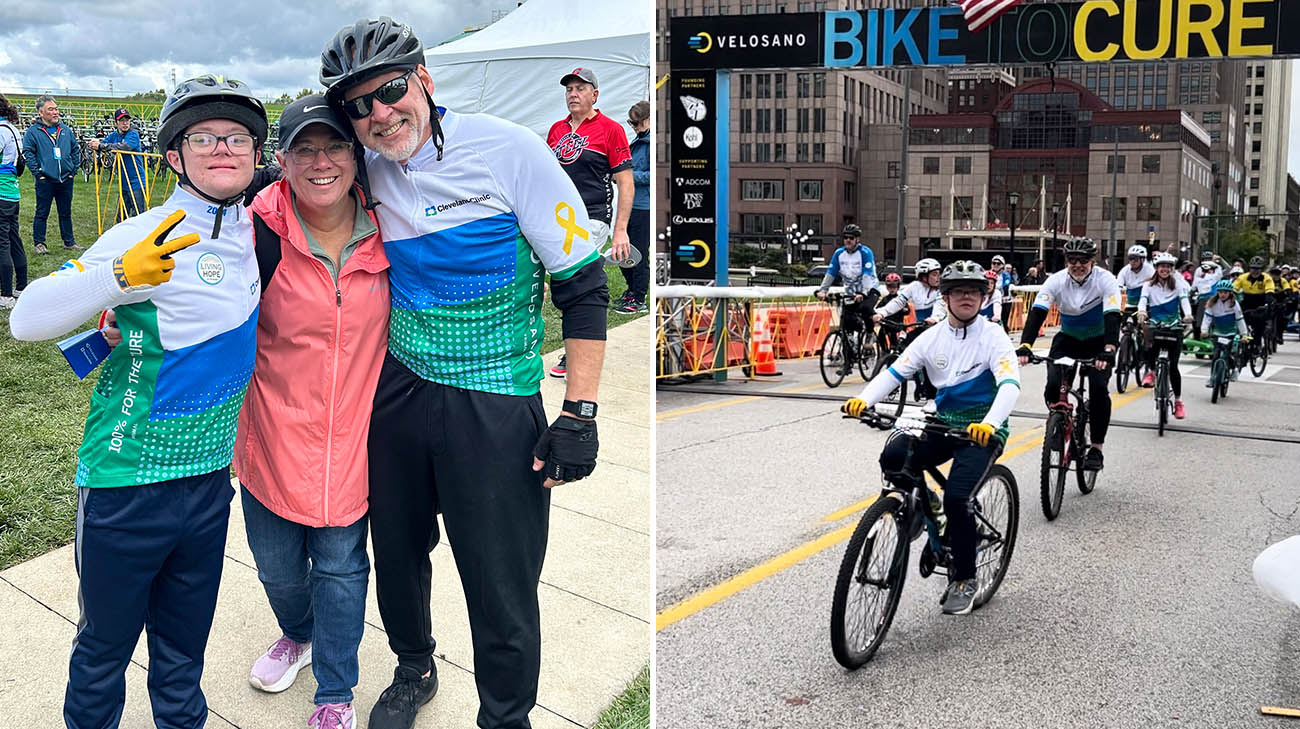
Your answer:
[687,32,713,53]
[425,205,438,217]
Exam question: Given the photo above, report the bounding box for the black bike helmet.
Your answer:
[939,260,987,293]
[1250,256,1266,269]
[842,223,862,237]
[1063,237,1097,257]
[157,75,268,237]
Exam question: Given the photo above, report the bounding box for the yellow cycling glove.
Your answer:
[966,422,996,447]
[842,398,868,418]
[112,210,201,290]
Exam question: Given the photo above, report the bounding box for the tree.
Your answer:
[295,88,314,100]
[1215,220,1270,265]
[272,92,294,105]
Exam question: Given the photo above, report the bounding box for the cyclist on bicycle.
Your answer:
[843,260,1021,616]
[816,223,879,353]
[1116,244,1153,313]
[872,257,944,330]
[980,269,1002,323]
[1234,256,1275,344]
[1269,266,1290,346]
[1016,238,1121,471]
[1136,252,1192,419]
[1191,250,1223,339]
[1201,279,1249,385]
[876,271,904,352]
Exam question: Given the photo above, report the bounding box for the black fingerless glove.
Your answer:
[532,416,599,483]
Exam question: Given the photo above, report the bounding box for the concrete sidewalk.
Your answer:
[0,316,650,729]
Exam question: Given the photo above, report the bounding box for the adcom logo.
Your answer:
[675,177,711,187]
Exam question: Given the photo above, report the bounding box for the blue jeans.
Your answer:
[32,175,75,247]
[240,486,369,705]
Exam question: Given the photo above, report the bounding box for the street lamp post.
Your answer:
[1008,191,1020,270]
[1051,201,1061,272]
[785,223,812,267]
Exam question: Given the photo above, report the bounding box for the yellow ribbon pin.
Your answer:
[555,202,589,255]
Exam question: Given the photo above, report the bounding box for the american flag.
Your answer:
[959,0,1023,33]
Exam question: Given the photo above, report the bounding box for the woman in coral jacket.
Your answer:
[236,95,390,729]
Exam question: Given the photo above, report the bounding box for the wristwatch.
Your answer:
[562,399,598,419]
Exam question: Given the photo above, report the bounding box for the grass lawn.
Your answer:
[593,664,650,729]
[0,172,644,570]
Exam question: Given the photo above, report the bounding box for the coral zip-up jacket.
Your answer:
[235,179,390,527]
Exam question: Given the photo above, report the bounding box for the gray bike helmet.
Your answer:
[1063,237,1097,257]
[1250,256,1266,269]
[914,258,941,275]
[939,260,987,293]
[156,75,268,237]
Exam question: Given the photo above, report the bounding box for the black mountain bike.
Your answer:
[1207,333,1240,404]
[830,408,1019,669]
[1114,311,1145,393]
[868,319,932,417]
[1243,309,1270,377]
[1148,323,1186,437]
[1026,352,1101,520]
[819,294,877,388]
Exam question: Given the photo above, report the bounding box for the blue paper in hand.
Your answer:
[57,329,112,379]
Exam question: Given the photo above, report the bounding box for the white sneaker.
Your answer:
[0,297,16,309]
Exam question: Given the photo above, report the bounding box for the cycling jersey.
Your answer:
[1137,277,1191,326]
[979,293,1002,322]
[1234,273,1275,309]
[1192,263,1223,298]
[881,316,1020,443]
[877,279,946,321]
[1116,261,1154,308]
[1032,267,1122,341]
[366,109,604,396]
[546,110,632,225]
[1202,297,1248,337]
[10,186,259,488]
[820,245,877,295]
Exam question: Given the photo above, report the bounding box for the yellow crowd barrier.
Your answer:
[90,150,175,235]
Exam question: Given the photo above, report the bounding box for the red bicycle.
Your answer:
[1026,352,1101,520]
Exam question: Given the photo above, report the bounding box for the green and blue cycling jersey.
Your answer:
[1137,277,1192,326]
[1032,267,1122,341]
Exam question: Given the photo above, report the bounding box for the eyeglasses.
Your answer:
[945,288,984,299]
[287,140,354,166]
[1066,256,1091,265]
[182,132,256,155]
[342,70,414,120]
[842,235,859,240]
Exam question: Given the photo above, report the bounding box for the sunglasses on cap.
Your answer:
[341,70,414,120]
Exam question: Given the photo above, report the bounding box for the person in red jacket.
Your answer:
[235,95,390,729]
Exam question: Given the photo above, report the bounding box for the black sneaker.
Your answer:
[369,664,439,729]
[1083,447,1104,471]
[610,292,633,309]
[941,579,977,615]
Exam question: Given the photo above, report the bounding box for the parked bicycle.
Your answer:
[1025,352,1101,520]
[1114,310,1145,393]
[1147,323,1187,436]
[830,407,1019,668]
[866,319,932,416]
[819,293,878,388]
[1207,333,1241,404]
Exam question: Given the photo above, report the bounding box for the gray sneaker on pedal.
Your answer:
[941,579,978,615]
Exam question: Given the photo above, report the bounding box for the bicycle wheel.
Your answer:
[830,496,909,669]
[1210,357,1225,404]
[1040,411,1067,520]
[1156,361,1169,437]
[1115,334,1132,393]
[1075,409,1098,495]
[972,464,1019,609]
[1251,341,1268,377]
[871,354,906,418]
[819,330,848,388]
[857,337,878,382]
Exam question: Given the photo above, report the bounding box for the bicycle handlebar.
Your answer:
[843,408,977,443]
[1022,352,1105,370]
[875,319,928,332]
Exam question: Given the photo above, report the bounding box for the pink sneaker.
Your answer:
[309,703,354,729]
[1173,400,1186,419]
[249,636,312,693]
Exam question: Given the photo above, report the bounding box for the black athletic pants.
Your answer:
[368,353,550,729]
[622,207,651,302]
[1045,334,1113,445]
[0,199,26,296]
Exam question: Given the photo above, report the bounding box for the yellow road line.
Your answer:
[655,381,827,422]
[657,387,1151,632]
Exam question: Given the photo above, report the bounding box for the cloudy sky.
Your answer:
[0,0,524,99]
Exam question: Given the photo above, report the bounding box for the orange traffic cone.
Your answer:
[752,313,782,377]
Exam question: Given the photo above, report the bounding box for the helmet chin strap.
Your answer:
[173,149,246,238]
[421,87,445,162]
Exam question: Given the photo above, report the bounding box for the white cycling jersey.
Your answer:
[1115,262,1153,309]
[1032,267,1122,341]
[876,279,946,321]
[1137,277,1192,325]
[1192,263,1223,298]
[1202,297,1249,337]
[820,245,877,295]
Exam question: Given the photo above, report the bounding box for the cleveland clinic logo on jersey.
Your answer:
[425,194,493,217]
[551,132,590,164]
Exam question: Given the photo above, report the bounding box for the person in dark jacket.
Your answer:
[87,108,147,221]
[614,100,650,314]
[21,95,80,254]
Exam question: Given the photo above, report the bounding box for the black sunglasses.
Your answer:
[341,70,414,120]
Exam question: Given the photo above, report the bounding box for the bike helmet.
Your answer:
[984,269,998,280]
[1127,245,1148,259]
[940,260,986,293]
[320,17,443,163]
[156,75,268,237]
[1250,256,1266,269]
[990,255,1005,265]
[1200,249,1214,261]
[914,258,941,275]
[1152,252,1177,267]
[1214,280,1236,295]
[884,272,901,284]
[1063,238,1096,257]
[842,223,862,237]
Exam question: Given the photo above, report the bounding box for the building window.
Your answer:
[1107,155,1127,174]
[740,74,753,99]
[919,196,943,220]
[1253,140,1262,153]
[798,180,823,201]
[813,108,825,133]
[1251,177,1260,189]
[774,109,786,133]
[1102,197,1128,221]
[1254,103,1263,115]
[756,108,771,133]
[883,238,897,261]
[843,181,856,204]
[773,143,786,162]
[1254,121,1263,134]
[754,143,771,162]
[798,214,823,236]
[1202,111,1221,124]
[952,237,973,250]
[813,72,826,98]
[741,180,784,200]
[757,74,771,99]
[923,157,940,174]
[1136,196,1161,221]
[742,213,784,234]
[1251,195,1260,207]
[953,195,974,220]
[740,109,752,133]
[888,161,900,178]
[955,156,972,174]
[796,143,809,162]
[774,73,786,99]
[1251,159,1261,171]
[1142,155,1161,173]
[797,73,810,98]
[813,143,825,162]
[739,144,752,163]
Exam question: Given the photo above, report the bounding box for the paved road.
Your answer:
[656,330,1300,728]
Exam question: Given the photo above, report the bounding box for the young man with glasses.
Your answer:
[1016,238,1122,471]
[10,75,267,729]
[320,17,610,729]
[843,261,1021,616]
